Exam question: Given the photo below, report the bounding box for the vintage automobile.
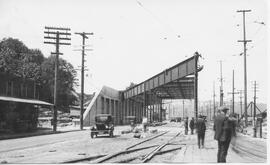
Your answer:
[90,114,114,138]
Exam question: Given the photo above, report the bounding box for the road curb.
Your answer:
[0,129,87,140]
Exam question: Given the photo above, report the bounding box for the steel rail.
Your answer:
[62,145,159,163]
[62,154,106,163]
[98,131,183,163]
[142,131,182,163]
[63,125,184,163]
[90,145,160,163]
[231,143,267,159]
[62,131,170,163]
[126,131,169,150]
[91,131,170,163]
[115,146,183,163]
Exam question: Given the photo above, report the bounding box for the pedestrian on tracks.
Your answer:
[184,117,189,135]
[214,106,235,163]
[196,115,206,148]
[142,116,148,132]
[189,117,195,134]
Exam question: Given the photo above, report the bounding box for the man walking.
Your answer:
[142,116,148,132]
[214,106,235,163]
[184,117,189,135]
[189,117,195,134]
[196,115,206,148]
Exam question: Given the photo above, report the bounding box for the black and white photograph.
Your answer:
[0,0,268,163]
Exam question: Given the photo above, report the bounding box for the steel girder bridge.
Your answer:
[119,52,203,124]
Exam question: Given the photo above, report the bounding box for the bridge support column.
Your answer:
[114,100,116,124]
[136,102,139,123]
[140,102,143,122]
[131,99,134,116]
[121,100,124,125]
[143,91,146,118]
[111,99,114,116]
[133,100,135,117]
[149,92,152,123]
[124,99,127,124]
[158,100,161,122]
[127,99,130,123]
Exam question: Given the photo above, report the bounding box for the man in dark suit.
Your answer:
[196,115,206,148]
[189,117,195,134]
[184,117,189,135]
[214,106,234,163]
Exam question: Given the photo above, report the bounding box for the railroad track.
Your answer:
[91,131,184,163]
[63,129,185,163]
[231,138,267,161]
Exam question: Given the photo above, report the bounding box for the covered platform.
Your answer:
[120,52,203,124]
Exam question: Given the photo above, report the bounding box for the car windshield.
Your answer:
[95,116,112,123]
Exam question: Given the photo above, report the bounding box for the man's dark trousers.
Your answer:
[185,127,188,135]
[197,132,205,148]
[217,140,230,162]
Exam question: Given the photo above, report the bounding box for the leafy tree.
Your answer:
[0,37,78,111]
[126,82,136,90]
[41,55,78,111]
[0,38,44,81]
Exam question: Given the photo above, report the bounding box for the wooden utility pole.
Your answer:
[182,100,185,118]
[228,70,240,114]
[44,27,71,132]
[194,52,200,120]
[218,60,224,106]
[238,90,243,118]
[237,9,252,126]
[74,32,93,130]
[252,81,258,137]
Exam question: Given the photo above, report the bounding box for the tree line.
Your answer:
[0,37,78,112]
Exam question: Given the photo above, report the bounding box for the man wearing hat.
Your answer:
[196,115,206,148]
[214,106,234,163]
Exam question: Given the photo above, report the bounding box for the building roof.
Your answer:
[0,96,53,106]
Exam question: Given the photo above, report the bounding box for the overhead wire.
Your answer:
[135,0,177,36]
[233,18,266,56]
[134,0,192,57]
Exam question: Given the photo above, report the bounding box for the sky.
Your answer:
[0,0,268,104]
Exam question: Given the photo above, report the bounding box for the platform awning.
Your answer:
[0,96,53,106]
